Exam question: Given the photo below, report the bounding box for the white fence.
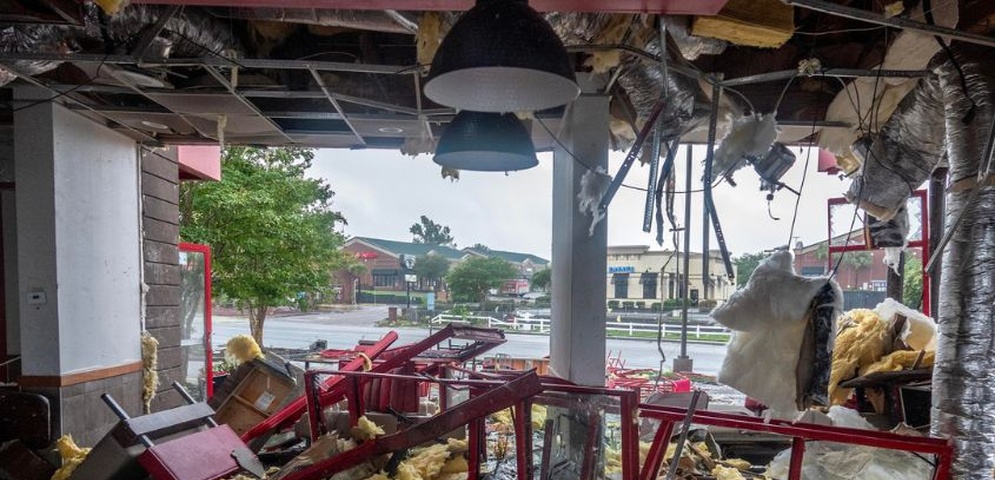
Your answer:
[429,314,729,339]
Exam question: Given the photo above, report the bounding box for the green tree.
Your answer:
[447,257,518,302]
[903,255,924,309]
[842,250,874,288]
[531,267,551,292]
[733,252,768,288]
[181,146,348,344]
[815,243,829,261]
[414,253,450,291]
[410,215,455,246]
[470,243,491,253]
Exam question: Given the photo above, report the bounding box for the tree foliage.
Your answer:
[470,243,490,253]
[414,254,450,291]
[531,268,551,292]
[180,146,348,344]
[733,252,768,288]
[410,215,455,246]
[903,255,924,309]
[446,257,517,302]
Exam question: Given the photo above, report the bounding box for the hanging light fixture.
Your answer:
[423,0,579,113]
[433,111,538,172]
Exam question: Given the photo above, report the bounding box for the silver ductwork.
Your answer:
[844,68,946,221]
[0,4,242,87]
[104,5,243,59]
[931,44,995,479]
[0,23,77,86]
[841,43,995,477]
[660,16,727,61]
[208,8,420,35]
[615,35,706,141]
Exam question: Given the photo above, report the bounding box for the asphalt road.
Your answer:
[212,306,729,374]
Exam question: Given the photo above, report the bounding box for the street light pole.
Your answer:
[675,145,694,373]
[406,280,412,309]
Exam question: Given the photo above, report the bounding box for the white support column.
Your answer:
[550,93,609,386]
[14,92,143,376]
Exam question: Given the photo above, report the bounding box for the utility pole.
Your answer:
[675,145,694,373]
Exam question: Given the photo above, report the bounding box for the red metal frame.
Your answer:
[826,190,931,316]
[286,369,543,480]
[179,243,214,399]
[244,325,504,444]
[301,368,641,480]
[240,330,399,443]
[639,404,953,480]
[444,366,641,480]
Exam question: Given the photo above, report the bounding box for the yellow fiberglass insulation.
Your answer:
[584,14,638,74]
[395,463,421,480]
[406,443,450,479]
[93,0,129,15]
[226,334,263,364]
[712,465,747,480]
[446,438,467,453]
[829,309,891,405]
[439,456,468,474]
[352,415,386,441]
[863,350,935,376]
[491,404,548,430]
[141,331,159,414]
[416,12,444,68]
[433,474,467,480]
[51,435,91,480]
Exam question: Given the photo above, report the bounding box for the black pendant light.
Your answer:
[433,111,539,172]
[424,0,579,113]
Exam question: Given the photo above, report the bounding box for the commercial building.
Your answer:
[606,245,734,308]
[335,236,549,302]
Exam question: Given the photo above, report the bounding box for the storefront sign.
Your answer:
[608,266,635,274]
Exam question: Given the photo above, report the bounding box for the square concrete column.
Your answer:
[550,93,610,386]
[14,92,144,445]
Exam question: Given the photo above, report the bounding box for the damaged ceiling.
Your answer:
[0,0,993,158]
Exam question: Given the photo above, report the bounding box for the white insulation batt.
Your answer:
[767,407,931,480]
[819,1,959,156]
[710,251,842,416]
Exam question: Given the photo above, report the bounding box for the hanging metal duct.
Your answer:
[931,44,995,479]
[843,43,995,477]
[844,68,946,220]
[546,13,706,140]
[0,4,241,87]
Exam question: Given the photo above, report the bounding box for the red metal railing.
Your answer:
[638,404,953,480]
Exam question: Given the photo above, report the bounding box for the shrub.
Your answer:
[698,299,718,310]
[635,301,646,310]
[621,301,635,310]
[651,302,662,311]
[607,300,620,310]
[663,298,693,308]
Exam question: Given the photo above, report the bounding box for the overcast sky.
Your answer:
[308,145,854,260]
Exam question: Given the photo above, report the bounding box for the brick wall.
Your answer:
[141,149,183,411]
[29,370,143,447]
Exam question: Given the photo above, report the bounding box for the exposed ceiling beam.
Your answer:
[309,67,366,146]
[0,62,158,142]
[721,68,927,87]
[131,0,728,15]
[785,0,995,48]
[203,65,295,143]
[0,52,414,75]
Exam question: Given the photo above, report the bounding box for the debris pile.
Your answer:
[830,298,936,406]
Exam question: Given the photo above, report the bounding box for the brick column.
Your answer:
[140,149,183,411]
